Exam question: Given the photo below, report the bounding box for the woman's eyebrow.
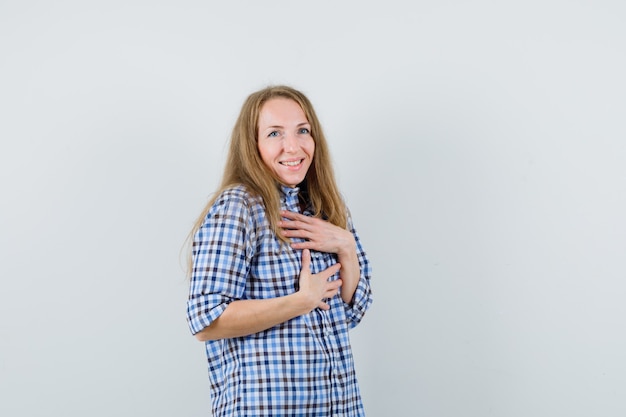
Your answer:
[263,122,309,130]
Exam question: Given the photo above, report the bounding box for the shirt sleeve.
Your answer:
[186,191,254,335]
[343,214,373,329]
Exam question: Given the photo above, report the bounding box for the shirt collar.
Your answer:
[279,184,300,198]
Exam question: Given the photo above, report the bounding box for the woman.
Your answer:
[186,85,372,416]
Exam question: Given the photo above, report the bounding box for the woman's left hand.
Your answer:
[279,210,356,256]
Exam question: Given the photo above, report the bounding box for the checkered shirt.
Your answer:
[187,184,373,416]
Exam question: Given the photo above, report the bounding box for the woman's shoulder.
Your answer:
[218,184,262,200]
[211,184,264,213]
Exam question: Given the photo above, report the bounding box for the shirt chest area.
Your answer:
[245,193,339,291]
[250,231,338,278]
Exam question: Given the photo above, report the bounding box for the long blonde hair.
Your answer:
[186,85,347,272]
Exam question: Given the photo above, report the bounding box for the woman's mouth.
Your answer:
[280,159,304,167]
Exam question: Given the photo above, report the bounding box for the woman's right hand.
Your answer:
[298,249,342,311]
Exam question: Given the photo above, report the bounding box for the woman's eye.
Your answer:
[268,131,281,138]
[298,127,310,134]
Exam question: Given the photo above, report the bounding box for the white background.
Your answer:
[1,1,625,416]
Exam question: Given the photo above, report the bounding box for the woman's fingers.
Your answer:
[300,248,311,273]
[322,262,341,279]
[280,210,349,254]
[298,256,342,311]
[281,210,309,221]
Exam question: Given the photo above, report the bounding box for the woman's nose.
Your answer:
[283,132,298,152]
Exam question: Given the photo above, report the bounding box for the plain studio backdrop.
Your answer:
[1,1,625,416]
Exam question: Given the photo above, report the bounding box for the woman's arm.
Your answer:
[194,249,342,341]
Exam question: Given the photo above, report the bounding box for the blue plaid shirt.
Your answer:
[187,184,373,416]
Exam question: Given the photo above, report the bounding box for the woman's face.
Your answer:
[257,98,315,188]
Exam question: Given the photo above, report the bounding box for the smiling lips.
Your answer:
[280,159,304,167]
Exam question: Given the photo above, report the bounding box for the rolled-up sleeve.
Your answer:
[343,215,373,329]
[186,192,253,335]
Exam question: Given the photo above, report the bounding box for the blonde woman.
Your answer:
[187,85,372,416]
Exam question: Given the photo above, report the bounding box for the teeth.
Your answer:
[281,160,302,167]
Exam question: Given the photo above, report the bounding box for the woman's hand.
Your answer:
[279,210,356,257]
[281,210,361,305]
[298,249,342,311]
